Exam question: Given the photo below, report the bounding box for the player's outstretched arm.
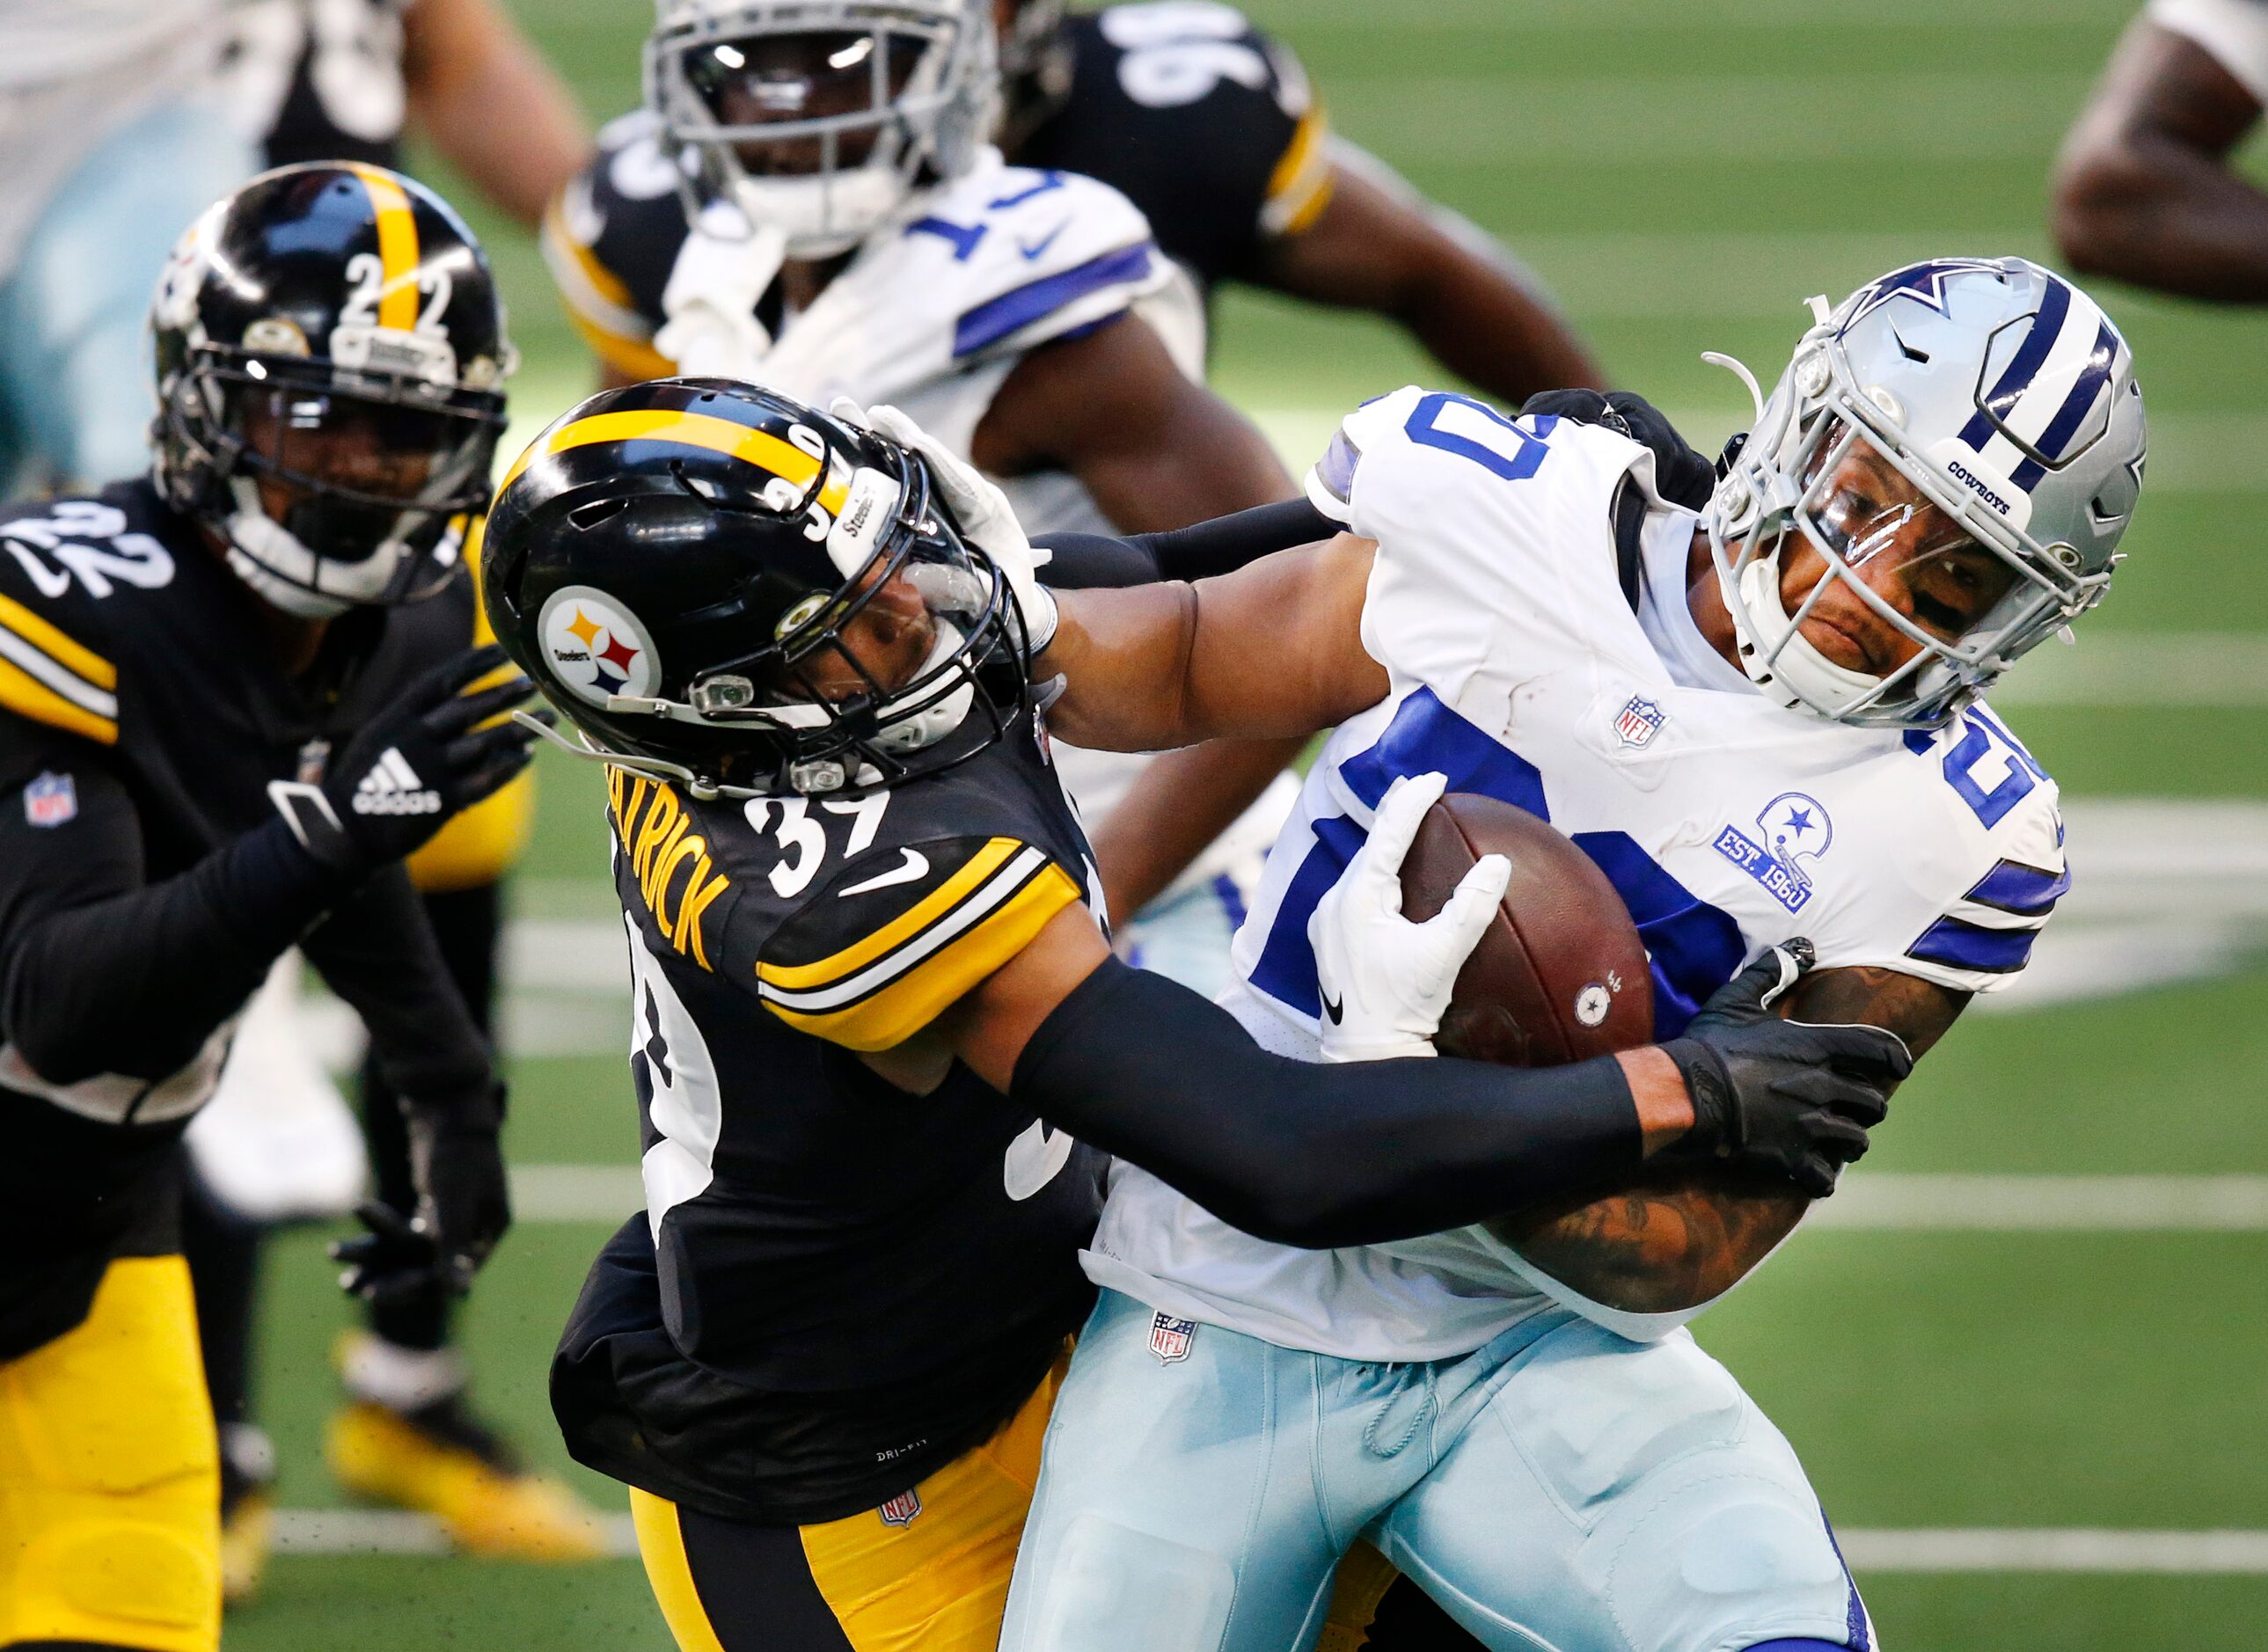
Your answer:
[1043,532,1390,753]
[2053,16,2268,301]
[404,0,591,232]
[936,809,1906,1250]
[1253,143,1606,405]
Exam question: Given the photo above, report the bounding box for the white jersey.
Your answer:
[1087,386,2069,1358]
[2150,0,2268,102]
[547,133,1284,896]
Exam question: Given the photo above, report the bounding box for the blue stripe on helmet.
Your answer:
[2008,318,2119,492]
[1906,914,2039,974]
[1964,856,2071,917]
[1957,275,2072,452]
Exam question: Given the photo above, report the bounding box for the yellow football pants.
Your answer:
[629,1353,1399,1652]
[0,1255,219,1651]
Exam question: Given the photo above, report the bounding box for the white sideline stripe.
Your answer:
[263,1509,2268,1573]
[1838,1529,2268,1574]
[1813,1174,2268,1232]
[504,1166,2268,1232]
[272,1508,638,1558]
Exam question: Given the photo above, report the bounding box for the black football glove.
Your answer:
[1657,939,1913,1198]
[271,645,545,876]
[1520,389,1718,512]
[332,1085,512,1303]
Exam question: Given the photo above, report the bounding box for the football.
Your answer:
[1395,792,1654,1065]
[1400,792,1804,1313]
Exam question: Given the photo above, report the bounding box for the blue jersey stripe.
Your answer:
[952,242,1154,359]
[1964,856,2071,916]
[1906,914,2039,974]
[1957,275,2072,452]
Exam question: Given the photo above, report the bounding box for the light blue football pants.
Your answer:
[1001,1289,1875,1652]
[0,96,255,495]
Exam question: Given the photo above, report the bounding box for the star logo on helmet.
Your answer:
[567,607,604,648]
[1840,259,2007,332]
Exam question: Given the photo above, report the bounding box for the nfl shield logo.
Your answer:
[1148,1312,1196,1363]
[24,771,76,828]
[1613,696,1665,749]
[877,1488,921,1527]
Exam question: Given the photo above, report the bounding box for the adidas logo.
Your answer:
[351,748,443,816]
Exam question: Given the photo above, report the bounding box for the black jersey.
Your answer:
[224,0,409,171]
[1013,3,1334,296]
[551,712,1109,1524]
[0,479,487,1354]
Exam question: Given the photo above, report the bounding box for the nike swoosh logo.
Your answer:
[1320,989,1344,1025]
[1017,221,1070,261]
[1003,1118,1077,1201]
[837,847,929,897]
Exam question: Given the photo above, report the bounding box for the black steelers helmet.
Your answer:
[482,379,1029,798]
[152,162,515,618]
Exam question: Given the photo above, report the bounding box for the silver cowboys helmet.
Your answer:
[1706,256,2147,727]
[646,0,999,259]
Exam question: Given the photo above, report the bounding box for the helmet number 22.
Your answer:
[340,251,453,337]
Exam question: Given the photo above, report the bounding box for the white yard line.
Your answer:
[505,1166,2268,1232]
[265,1509,2268,1574]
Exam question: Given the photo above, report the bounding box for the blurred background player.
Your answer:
[182,0,604,1601]
[0,2,254,499]
[0,162,533,1652]
[2054,0,2268,300]
[542,0,1605,998]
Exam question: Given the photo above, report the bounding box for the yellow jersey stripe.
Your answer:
[0,590,115,690]
[498,409,837,508]
[756,837,1025,992]
[539,200,680,382]
[350,164,422,331]
[765,861,1079,1051]
[0,655,116,744]
[1262,106,1335,237]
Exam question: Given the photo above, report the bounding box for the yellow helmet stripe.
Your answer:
[348,164,422,332]
[499,408,852,515]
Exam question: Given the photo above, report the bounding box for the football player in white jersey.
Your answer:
[544,0,1313,995]
[937,255,2147,1651]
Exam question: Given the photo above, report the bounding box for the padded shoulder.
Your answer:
[0,487,180,749]
[541,109,691,379]
[755,831,1082,1051]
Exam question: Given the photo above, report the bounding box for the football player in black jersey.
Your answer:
[479,379,1905,1652]
[204,2,605,1585]
[0,163,540,1652]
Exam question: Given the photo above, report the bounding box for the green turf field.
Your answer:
[224,1,2268,1647]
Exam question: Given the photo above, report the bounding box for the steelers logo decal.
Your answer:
[539,585,662,707]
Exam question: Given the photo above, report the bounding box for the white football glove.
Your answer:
[831,398,1058,657]
[655,219,786,380]
[1309,771,1511,1064]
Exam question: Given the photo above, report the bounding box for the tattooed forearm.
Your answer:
[1780,965,1970,1067]
[1488,1171,1807,1314]
[1488,966,1969,1312]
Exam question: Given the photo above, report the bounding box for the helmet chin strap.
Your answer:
[869,620,976,754]
[1730,541,1884,715]
[729,168,906,259]
[220,477,407,619]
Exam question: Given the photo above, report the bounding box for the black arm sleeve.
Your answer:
[1035,498,1339,589]
[1010,959,1642,1249]
[300,864,495,1115]
[0,755,353,1085]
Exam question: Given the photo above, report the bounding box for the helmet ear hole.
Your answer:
[570,496,630,530]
